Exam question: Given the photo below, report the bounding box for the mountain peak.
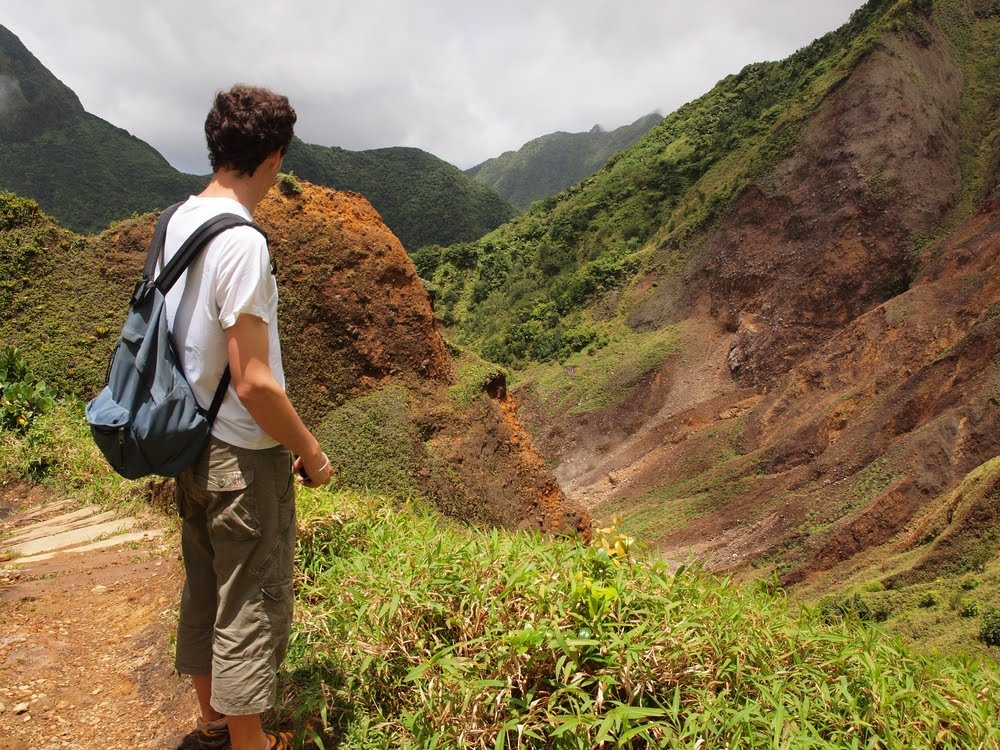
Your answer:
[0,24,83,140]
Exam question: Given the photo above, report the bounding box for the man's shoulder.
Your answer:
[167,198,265,254]
[175,196,253,224]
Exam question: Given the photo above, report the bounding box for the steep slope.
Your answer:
[466,112,664,210]
[0,25,204,234]
[282,139,517,251]
[0,186,586,536]
[426,0,1000,588]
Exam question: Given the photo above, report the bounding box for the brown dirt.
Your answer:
[0,488,195,750]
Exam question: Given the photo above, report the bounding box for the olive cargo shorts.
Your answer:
[174,437,296,716]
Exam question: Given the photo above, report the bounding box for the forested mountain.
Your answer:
[281,139,517,251]
[0,25,202,234]
[416,0,1000,608]
[0,25,515,249]
[466,112,663,209]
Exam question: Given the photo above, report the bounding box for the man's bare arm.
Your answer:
[224,313,332,485]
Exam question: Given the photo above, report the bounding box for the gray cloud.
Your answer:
[0,0,863,173]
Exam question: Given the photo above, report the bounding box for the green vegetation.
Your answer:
[521,322,681,415]
[280,490,1000,748]
[0,397,158,512]
[0,346,55,432]
[448,346,507,406]
[282,139,517,252]
[277,171,303,196]
[466,113,664,210]
[0,192,132,397]
[0,24,514,247]
[423,0,911,368]
[0,23,204,234]
[932,0,1000,223]
[807,563,1000,661]
[981,608,1000,647]
[313,386,421,498]
[1,372,997,747]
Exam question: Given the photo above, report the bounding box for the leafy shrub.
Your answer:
[918,590,940,608]
[980,608,1000,647]
[819,592,874,623]
[0,192,42,231]
[277,171,303,196]
[0,346,56,432]
[960,576,982,591]
[958,598,980,618]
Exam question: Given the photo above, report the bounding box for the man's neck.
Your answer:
[199,169,263,213]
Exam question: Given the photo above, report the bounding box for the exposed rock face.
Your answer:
[253,186,453,423]
[694,23,964,388]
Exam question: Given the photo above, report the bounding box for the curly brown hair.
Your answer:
[204,85,297,176]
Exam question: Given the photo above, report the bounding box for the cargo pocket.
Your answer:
[253,470,295,586]
[204,465,259,541]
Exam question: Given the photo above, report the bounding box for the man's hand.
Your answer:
[294,452,333,487]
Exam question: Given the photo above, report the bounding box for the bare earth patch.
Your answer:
[0,487,195,750]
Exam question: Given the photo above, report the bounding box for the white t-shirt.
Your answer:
[162,196,283,450]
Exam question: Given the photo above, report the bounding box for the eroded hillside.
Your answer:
[470,0,1000,589]
[0,185,586,536]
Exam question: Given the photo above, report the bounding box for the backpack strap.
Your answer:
[142,206,268,424]
[154,213,268,294]
[142,202,184,281]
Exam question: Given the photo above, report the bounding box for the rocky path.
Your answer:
[0,486,195,750]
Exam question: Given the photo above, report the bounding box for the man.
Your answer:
[164,85,332,750]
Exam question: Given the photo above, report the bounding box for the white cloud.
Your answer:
[0,74,25,119]
[0,0,863,173]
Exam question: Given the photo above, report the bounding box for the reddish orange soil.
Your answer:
[0,488,195,750]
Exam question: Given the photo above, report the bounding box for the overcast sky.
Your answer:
[2,0,863,174]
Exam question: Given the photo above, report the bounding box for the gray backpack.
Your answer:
[86,203,265,479]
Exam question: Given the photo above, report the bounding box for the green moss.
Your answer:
[314,386,421,497]
[448,346,507,406]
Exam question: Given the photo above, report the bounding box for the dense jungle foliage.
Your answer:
[282,139,518,252]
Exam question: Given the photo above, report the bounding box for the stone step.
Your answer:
[8,529,166,565]
[3,507,112,545]
[0,498,76,527]
[6,517,140,558]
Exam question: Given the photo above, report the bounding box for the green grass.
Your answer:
[811,562,1000,664]
[280,488,1000,748]
[0,397,170,527]
[519,323,681,416]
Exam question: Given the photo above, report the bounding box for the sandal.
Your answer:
[263,728,296,749]
[177,717,229,749]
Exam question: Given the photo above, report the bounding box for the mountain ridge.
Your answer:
[0,184,587,537]
[418,0,1000,608]
[466,112,664,210]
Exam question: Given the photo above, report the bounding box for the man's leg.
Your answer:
[203,441,296,747]
[228,714,265,750]
[192,675,224,724]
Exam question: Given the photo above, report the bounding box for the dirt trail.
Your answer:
[0,486,194,750]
